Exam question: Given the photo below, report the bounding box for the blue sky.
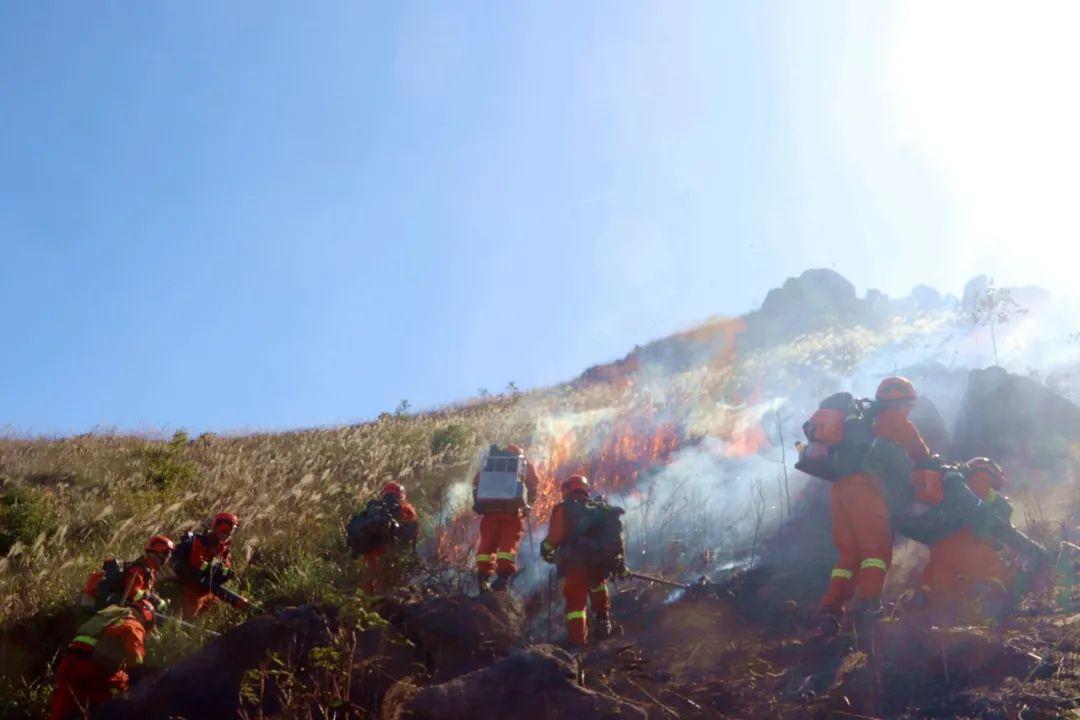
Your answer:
[2,2,1077,433]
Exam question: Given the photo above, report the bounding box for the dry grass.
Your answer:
[0,396,537,632]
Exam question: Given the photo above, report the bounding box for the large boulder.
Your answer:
[951,367,1080,478]
[392,645,647,720]
[910,396,950,456]
[395,591,526,682]
[94,605,332,720]
[744,269,871,349]
[823,620,1042,717]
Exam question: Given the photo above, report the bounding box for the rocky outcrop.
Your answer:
[394,591,526,682]
[951,366,1080,478]
[393,645,647,720]
[95,605,333,720]
[742,269,874,349]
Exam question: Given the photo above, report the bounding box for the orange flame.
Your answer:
[434,316,769,566]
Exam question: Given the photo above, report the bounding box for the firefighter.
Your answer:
[48,598,156,720]
[871,377,932,465]
[819,376,932,636]
[473,443,540,592]
[360,482,420,594]
[120,534,173,605]
[178,512,249,619]
[79,534,174,611]
[921,458,1013,615]
[540,475,615,647]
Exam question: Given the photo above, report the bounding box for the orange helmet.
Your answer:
[213,512,239,534]
[145,534,174,556]
[965,457,1006,488]
[382,482,405,499]
[561,475,590,499]
[505,443,525,456]
[876,376,917,403]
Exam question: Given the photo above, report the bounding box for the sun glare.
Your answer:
[888,2,1080,289]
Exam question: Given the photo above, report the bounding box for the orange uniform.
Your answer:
[119,560,156,605]
[543,499,610,646]
[179,533,234,620]
[922,466,1011,608]
[474,455,540,580]
[821,404,931,616]
[362,500,419,594]
[48,607,149,720]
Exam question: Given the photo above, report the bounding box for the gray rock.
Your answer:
[398,645,647,720]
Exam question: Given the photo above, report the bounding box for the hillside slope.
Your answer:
[3,268,1079,717]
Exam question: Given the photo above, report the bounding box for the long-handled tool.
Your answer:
[625,570,688,589]
[525,512,536,568]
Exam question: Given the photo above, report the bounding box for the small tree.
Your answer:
[970,279,1028,366]
[395,399,411,416]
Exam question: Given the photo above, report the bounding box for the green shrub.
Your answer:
[0,485,57,556]
[141,430,197,490]
[0,673,52,720]
[431,423,471,457]
[145,615,226,668]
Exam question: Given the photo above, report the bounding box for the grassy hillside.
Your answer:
[0,397,536,701]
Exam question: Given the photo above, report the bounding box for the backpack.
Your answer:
[384,495,419,544]
[346,499,400,558]
[171,531,213,584]
[80,557,129,610]
[172,530,233,586]
[475,446,529,514]
[894,466,979,545]
[794,392,877,481]
[558,498,626,577]
[73,605,138,675]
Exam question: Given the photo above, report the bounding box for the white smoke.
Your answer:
[445,282,1080,591]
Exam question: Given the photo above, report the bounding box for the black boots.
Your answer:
[480,572,514,593]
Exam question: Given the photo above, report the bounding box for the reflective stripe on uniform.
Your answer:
[565,610,587,621]
[591,583,608,593]
[830,568,854,580]
[496,551,516,561]
[132,590,145,601]
[475,554,494,563]
[860,558,888,572]
[987,489,999,503]
[73,635,99,647]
